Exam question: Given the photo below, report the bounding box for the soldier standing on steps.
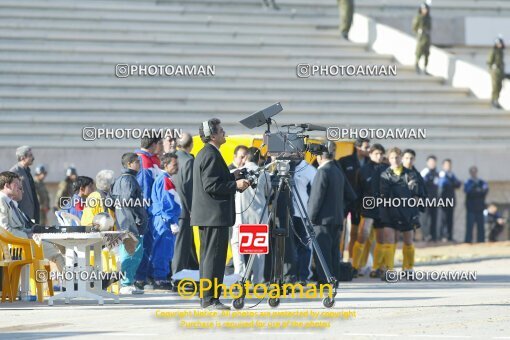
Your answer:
[487,36,505,109]
[413,2,432,75]
[261,0,279,10]
[338,0,354,40]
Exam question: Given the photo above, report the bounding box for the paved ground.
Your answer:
[1,254,509,340]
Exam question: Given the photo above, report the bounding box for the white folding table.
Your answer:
[33,232,124,306]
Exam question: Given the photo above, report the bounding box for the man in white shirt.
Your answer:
[232,147,271,283]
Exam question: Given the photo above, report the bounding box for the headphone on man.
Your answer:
[202,120,212,137]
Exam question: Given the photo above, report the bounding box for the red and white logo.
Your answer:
[239,224,269,254]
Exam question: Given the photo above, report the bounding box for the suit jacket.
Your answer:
[308,161,350,227]
[0,193,32,233]
[174,149,194,220]
[190,143,237,227]
[10,164,40,223]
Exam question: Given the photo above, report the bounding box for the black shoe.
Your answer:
[202,299,231,310]
[153,280,173,290]
[100,272,120,290]
[352,268,359,278]
[134,280,146,291]
[492,101,502,109]
[369,269,382,279]
[342,32,349,40]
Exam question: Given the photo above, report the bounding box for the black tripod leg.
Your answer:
[267,178,288,308]
[289,183,337,306]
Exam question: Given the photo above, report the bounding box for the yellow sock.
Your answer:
[352,241,365,270]
[373,242,383,270]
[384,244,395,270]
[402,247,408,270]
[402,244,415,270]
[360,238,371,268]
[391,243,397,259]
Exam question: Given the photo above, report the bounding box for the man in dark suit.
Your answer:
[191,118,250,310]
[10,146,40,224]
[308,148,356,284]
[172,132,197,274]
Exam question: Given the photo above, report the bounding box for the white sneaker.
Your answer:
[119,285,144,295]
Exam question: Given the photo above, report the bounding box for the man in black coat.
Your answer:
[308,149,356,284]
[10,146,40,224]
[190,118,250,310]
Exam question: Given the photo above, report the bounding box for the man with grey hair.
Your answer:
[10,146,40,224]
[172,132,197,274]
[81,170,116,226]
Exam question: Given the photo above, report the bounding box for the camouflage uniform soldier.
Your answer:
[34,165,50,225]
[488,37,505,109]
[54,166,77,210]
[412,3,431,74]
[339,0,354,40]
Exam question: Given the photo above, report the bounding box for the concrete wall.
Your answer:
[370,16,510,47]
[465,17,510,46]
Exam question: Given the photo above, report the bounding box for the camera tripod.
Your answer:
[232,160,337,309]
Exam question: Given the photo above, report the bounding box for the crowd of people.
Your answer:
[0,124,506,304]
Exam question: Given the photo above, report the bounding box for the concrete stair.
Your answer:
[0,0,508,181]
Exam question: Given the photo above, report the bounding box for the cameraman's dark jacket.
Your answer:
[337,149,368,215]
[111,168,148,236]
[379,167,421,228]
[464,178,489,212]
[308,161,356,227]
[190,143,237,227]
[358,160,388,219]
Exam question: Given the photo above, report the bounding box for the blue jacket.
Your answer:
[134,149,161,206]
[464,178,489,212]
[149,172,182,229]
[438,171,461,203]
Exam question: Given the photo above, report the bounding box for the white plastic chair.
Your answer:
[54,211,82,226]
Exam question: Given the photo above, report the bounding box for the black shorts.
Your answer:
[360,215,385,229]
[347,210,361,225]
[372,218,385,229]
[387,221,420,232]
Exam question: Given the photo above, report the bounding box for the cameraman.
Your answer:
[191,118,250,310]
[308,146,354,284]
[232,147,270,283]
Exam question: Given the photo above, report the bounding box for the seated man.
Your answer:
[0,171,64,270]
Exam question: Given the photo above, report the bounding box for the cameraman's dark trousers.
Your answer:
[313,224,341,283]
